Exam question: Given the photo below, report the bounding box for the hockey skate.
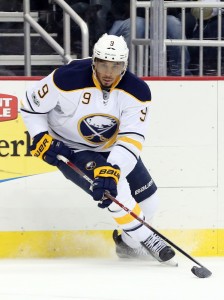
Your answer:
[141,232,175,262]
[113,230,177,266]
[113,230,154,260]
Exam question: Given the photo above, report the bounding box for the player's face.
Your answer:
[95,60,125,87]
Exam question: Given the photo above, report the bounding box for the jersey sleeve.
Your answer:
[20,71,59,138]
[107,85,151,178]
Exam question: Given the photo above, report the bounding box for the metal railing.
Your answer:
[22,0,89,75]
[130,1,224,76]
[0,0,89,76]
[1,1,223,77]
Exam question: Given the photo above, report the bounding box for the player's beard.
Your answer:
[99,77,114,89]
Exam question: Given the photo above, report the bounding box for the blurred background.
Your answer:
[0,0,223,77]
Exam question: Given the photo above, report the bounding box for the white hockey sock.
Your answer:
[120,192,159,249]
[121,231,141,249]
[139,192,159,222]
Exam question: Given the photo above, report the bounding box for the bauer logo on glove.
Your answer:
[30,131,72,166]
[94,165,120,184]
[31,133,53,158]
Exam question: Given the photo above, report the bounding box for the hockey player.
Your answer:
[21,33,175,263]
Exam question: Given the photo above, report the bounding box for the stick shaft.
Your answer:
[57,155,205,268]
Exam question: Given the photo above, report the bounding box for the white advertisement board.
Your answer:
[0,78,223,257]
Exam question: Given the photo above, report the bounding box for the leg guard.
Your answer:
[127,157,157,203]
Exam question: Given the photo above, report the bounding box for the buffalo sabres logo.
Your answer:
[78,114,119,144]
[85,161,96,171]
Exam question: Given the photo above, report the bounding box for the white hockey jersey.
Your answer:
[21,58,152,177]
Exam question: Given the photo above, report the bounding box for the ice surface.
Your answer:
[0,257,222,300]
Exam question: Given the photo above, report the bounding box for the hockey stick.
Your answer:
[57,155,212,278]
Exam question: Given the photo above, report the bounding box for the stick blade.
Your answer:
[191,266,212,278]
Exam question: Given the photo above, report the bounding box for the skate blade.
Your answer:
[161,258,178,267]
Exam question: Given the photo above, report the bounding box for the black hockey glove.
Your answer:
[92,163,120,208]
[30,132,72,166]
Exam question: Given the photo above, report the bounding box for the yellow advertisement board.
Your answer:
[0,114,56,182]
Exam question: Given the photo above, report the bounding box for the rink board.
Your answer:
[0,77,223,257]
[0,229,222,258]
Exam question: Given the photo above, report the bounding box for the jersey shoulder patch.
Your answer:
[53,58,95,91]
[117,71,151,102]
